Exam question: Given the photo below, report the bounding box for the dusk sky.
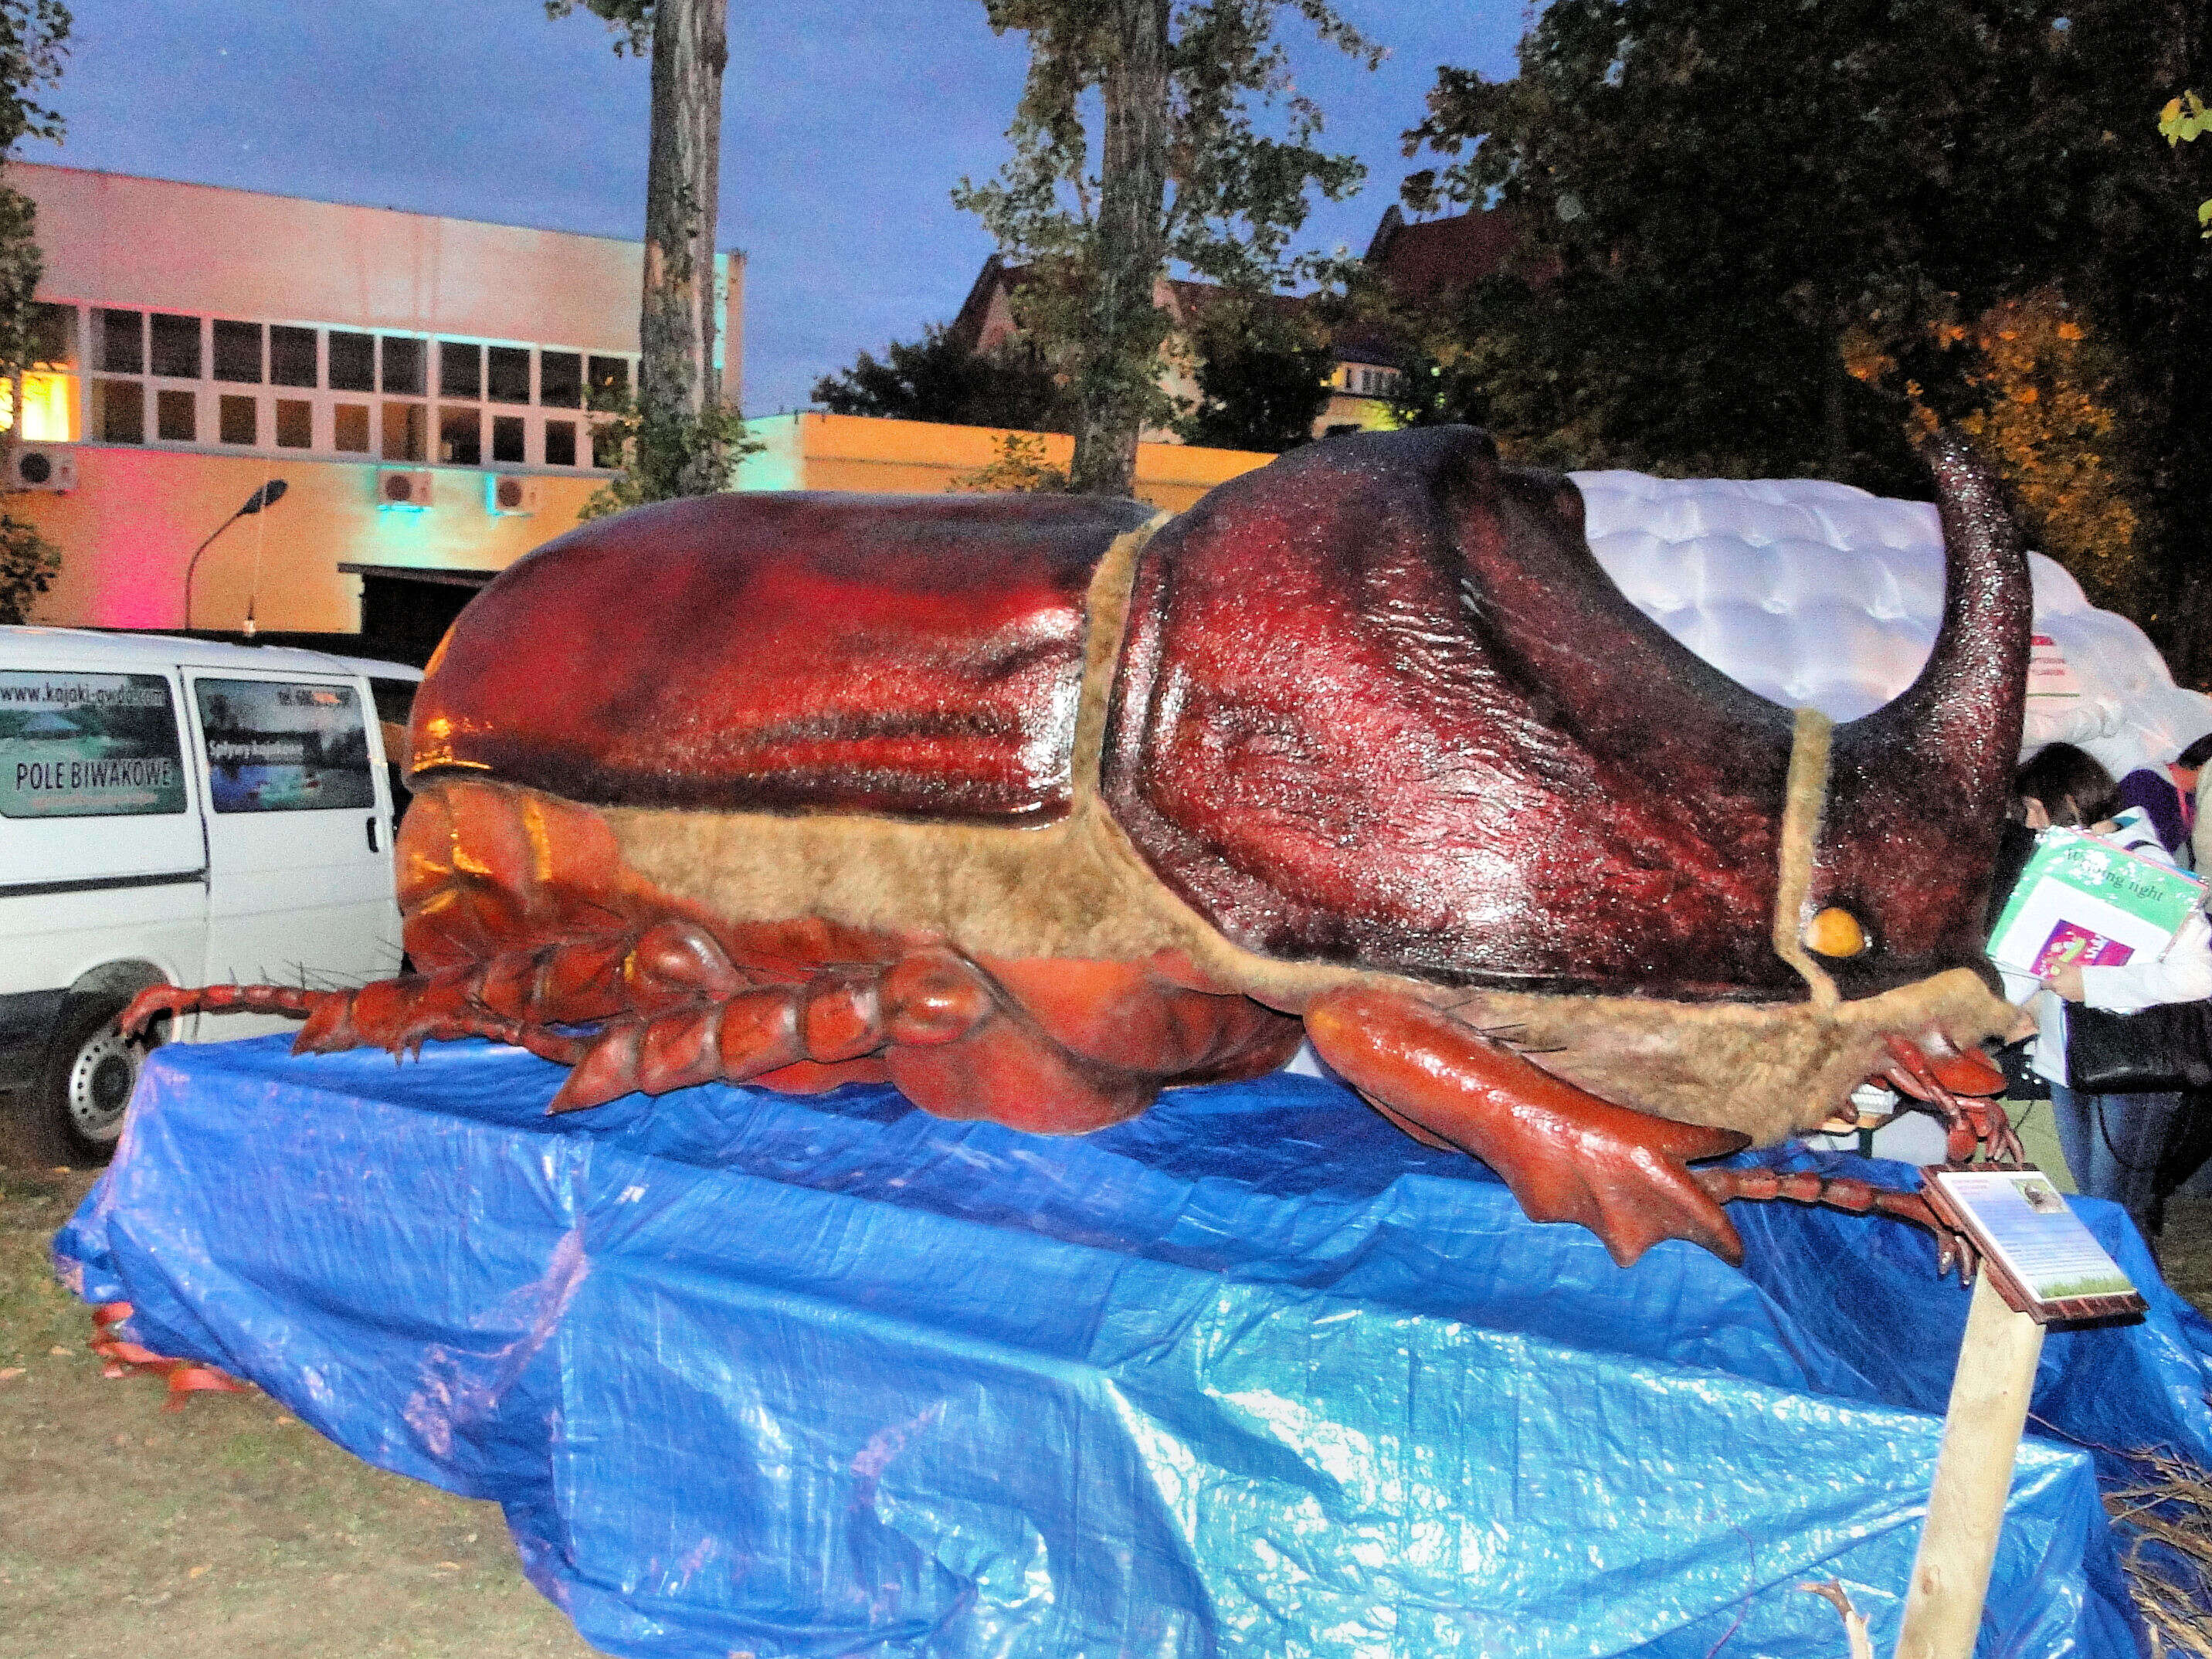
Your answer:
[35,2,1528,416]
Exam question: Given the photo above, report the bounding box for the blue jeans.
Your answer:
[2050,1083,2187,1242]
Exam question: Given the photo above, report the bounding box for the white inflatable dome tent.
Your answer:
[1572,470,2212,779]
[1565,470,2211,1165]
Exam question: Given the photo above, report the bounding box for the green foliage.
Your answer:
[812,324,1073,433]
[1851,290,2150,613]
[575,398,760,521]
[2162,90,2212,236]
[947,431,1070,494]
[1175,294,1332,451]
[0,0,68,382]
[1399,0,2112,487]
[548,0,751,520]
[958,1,1376,286]
[0,507,57,623]
[1401,0,2212,679]
[543,0,652,56]
[955,0,1378,488]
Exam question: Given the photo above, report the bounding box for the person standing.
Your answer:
[2007,745,2212,1254]
[2115,731,2212,868]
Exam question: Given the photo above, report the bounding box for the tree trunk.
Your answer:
[1068,0,1170,497]
[640,0,729,494]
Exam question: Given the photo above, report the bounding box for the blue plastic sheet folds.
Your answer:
[53,1037,2212,1657]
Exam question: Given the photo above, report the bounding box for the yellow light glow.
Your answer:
[0,371,73,440]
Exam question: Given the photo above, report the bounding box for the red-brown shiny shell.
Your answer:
[407,427,2027,1005]
[410,490,1157,823]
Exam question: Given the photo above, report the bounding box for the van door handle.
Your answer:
[366,815,381,853]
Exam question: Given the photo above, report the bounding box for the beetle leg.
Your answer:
[550,983,813,1113]
[1881,1035,2024,1165]
[1694,1165,1980,1283]
[1305,986,1752,1267]
[546,945,1155,1133]
[122,982,321,1033]
[549,955,948,1114]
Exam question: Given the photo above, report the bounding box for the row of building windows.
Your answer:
[83,381,619,467]
[1338,365,1404,398]
[18,301,635,469]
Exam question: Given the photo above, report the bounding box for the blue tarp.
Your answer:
[52,1036,2212,1658]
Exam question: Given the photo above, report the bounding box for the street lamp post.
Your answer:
[181,480,288,631]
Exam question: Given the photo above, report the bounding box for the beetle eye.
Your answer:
[1806,907,1868,958]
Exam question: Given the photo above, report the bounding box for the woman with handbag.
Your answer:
[2005,744,2212,1254]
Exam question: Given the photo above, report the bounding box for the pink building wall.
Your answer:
[8,165,743,633]
[16,163,740,393]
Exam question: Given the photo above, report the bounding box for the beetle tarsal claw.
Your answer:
[1304,986,1750,1267]
[1694,1168,1981,1283]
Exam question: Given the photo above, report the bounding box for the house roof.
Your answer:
[943,205,1531,374]
[948,254,1014,355]
[1363,205,1522,302]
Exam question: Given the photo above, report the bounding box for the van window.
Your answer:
[194,678,376,813]
[0,671,188,819]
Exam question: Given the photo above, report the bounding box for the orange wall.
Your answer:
[21,446,599,633]
[27,416,1277,636]
[737,411,1274,514]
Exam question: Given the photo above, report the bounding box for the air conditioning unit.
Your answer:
[11,444,76,492]
[485,473,544,517]
[375,468,434,510]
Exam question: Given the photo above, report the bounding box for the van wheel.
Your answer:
[33,995,164,1168]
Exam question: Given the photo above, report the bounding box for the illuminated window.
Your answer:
[334,402,370,453]
[15,373,73,441]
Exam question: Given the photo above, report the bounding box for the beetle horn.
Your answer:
[1816,431,2032,972]
[1831,431,2031,819]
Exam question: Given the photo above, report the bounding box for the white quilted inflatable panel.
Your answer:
[1572,470,2212,778]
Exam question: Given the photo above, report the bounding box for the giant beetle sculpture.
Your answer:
[131,426,2033,1268]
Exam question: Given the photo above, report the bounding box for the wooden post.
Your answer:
[1893,1273,2047,1659]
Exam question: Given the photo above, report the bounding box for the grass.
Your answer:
[0,1161,600,1659]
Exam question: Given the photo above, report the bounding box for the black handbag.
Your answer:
[2064,999,2212,1093]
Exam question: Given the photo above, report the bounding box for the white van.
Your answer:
[0,626,420,1164]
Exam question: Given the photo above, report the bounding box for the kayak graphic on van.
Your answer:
[0,671,188,818]
[194,679,375,815]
